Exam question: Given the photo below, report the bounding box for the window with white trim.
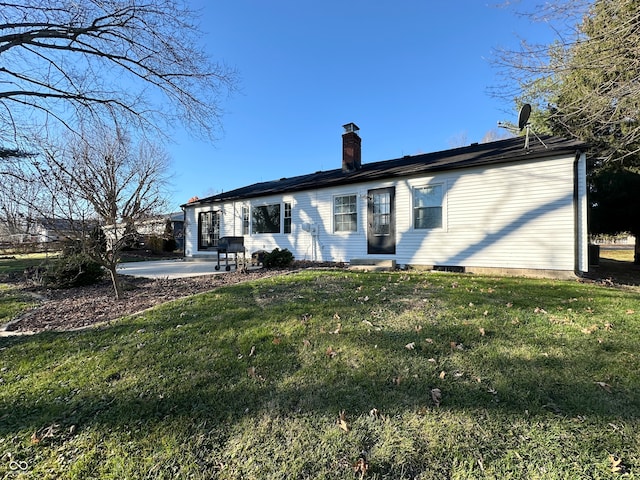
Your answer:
[198,211,220,249]
[413,184,443,229]
[252,204,281,234]
[242,205,249,235]
[334,194,357,232]
[284,202,292,234]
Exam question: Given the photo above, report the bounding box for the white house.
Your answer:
[182,124,589,278]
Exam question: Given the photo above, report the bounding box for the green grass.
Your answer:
[600,247,634,262]
[0,252,55,276]
[0,284,37,326]
[1,270,639,478]
[0,254,50,326]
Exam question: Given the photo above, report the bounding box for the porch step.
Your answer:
[349,258,396,271]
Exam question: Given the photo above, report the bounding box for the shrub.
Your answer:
[146,235,177,253]
[164,238,177,252]
[147,235,164,254]
[42,254,104,288]
[262,248,294,268]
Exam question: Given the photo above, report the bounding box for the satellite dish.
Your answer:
[497,103,546,150]
[518,104,532,131]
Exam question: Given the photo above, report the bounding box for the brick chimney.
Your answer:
[342,122,361,172]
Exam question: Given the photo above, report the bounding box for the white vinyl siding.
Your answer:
[184,153,583,273]
[401,156,577,271]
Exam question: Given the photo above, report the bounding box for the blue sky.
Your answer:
[166,1,553,209]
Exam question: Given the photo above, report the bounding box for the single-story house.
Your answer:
[135,212,185,251]
[182,123,589,278]
[103,212,185,251]
[34,217,93,243]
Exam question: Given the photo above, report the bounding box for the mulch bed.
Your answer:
[3,270,287,334]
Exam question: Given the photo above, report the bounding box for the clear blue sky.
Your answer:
[166,1,553,209]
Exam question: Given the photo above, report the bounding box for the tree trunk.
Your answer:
[634,234,640,265]
[108,265,123,300]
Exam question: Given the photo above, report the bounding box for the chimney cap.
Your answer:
[342,122,359,133]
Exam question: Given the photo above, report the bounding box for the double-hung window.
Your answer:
[334,195,357,232]
[242,206,250,235]
[284,202,292,234]
[413,184,443,229]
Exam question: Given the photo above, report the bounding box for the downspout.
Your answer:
[573,150,588,275]
[180,205,186,259]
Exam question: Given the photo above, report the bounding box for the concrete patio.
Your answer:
[116,259,252,279]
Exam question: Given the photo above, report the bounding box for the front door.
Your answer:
[367,187,396,254]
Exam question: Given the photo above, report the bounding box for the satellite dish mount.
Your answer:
[498,103,547,150]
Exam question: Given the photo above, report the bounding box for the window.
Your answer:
[413,184,443,229]
[252,204,281,233]
[334,195,357,232]
[242,206,249,235]
[284,202,292,234]
[198,211,220,249]
[371,191,391,235]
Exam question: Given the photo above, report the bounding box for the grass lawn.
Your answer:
[1,270,639,479]
[0,252,56,276]
[600,247,635,263]
[0,254,52,327]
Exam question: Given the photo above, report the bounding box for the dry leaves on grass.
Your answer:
[30,424,59,444]
[609,454,627,474]
[353,453,369,478]
[326,346,338,358]
[595,381,612,393]
[337,410,349,432]
[369,408,385,420]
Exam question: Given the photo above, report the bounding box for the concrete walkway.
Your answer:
[116,259,246,279]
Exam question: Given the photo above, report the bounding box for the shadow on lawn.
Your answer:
[585,257,640,287]
[1,317,637,440]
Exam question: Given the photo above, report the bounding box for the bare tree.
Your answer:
[448,131,470,148]
[0,1,235,291]
[0,0,237,150]
[24,126,170,298]
[0,175,38,242]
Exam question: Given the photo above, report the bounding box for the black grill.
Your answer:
[215,236,246,271]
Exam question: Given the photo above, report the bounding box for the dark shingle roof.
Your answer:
[184,135,585,206]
